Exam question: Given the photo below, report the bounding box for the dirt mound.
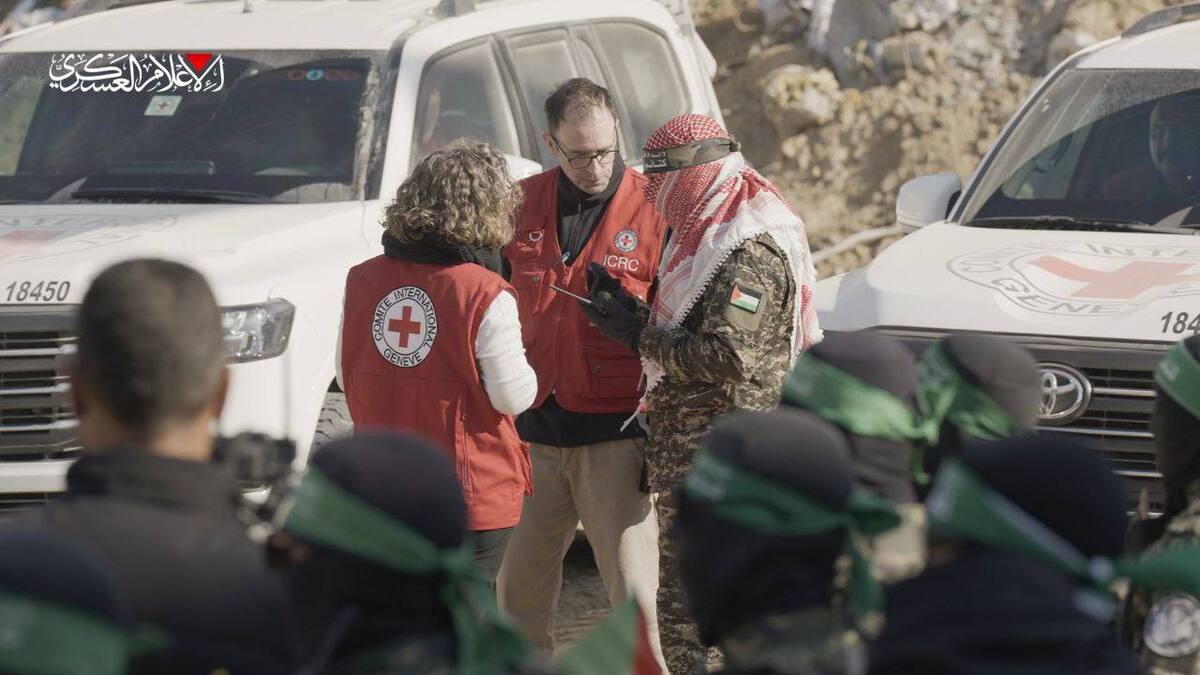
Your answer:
[695,0,1195,276]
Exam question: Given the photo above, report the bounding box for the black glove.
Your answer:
[581,291,644,352]
[586,262,641,314]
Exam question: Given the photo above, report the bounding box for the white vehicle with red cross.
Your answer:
[816,4,1200,510]
[0,0,722,508]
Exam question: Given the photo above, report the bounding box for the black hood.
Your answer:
[869,549,1140,675]
[381,230,504,277]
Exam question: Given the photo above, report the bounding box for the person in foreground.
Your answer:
[274,431,534,675]
[780,331,928,583]
[1122,335,1200,673]
[0,529,158,675]
[21,258,288,674]
[869,434,1199,674]
[675,409,899,674]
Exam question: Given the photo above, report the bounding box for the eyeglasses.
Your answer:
[550,125,619,170]
[642,138,741,174]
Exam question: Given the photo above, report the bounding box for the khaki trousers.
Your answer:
[497,439,664,667]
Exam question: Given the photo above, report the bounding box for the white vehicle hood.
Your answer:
[0,202,365,305]
[818,223,1200,344]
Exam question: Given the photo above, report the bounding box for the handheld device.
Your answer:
[549,283,593,305]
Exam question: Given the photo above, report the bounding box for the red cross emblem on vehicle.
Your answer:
[1031,256,1200,299]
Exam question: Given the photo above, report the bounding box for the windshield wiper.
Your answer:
[71,187,279,204]
[967,215,1196,235]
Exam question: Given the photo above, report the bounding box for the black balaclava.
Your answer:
[922,334,1040,482]
[1153,335,1200,518]
[958,435,1127,559]
[676,409,852,646]
[287,432,467,667]
[0,529,129,623]
[802,331,919,504]
[870,436,1139,675]
[0,530,132,675]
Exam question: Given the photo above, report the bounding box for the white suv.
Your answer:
[817,4,1200,510]
[0,0,722,507]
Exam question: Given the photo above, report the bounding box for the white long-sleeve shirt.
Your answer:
[336,291,538,417]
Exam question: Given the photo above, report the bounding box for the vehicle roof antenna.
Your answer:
[242,0,254,14]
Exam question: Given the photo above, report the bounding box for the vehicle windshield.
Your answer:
[0,50,383,204]
[960,69,1200,229]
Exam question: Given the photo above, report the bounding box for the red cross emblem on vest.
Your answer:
[372,286,438,368]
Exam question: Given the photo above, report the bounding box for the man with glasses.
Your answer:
[498,78,667,667]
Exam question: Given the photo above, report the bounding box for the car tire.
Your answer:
[311,391,353,450]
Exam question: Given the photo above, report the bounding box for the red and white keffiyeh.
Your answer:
[640,114,822,398]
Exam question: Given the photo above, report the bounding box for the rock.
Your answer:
[762,65,843,137]
[1045,29,1097,70]
[807,0,896,83]
[872,31,942,83]
[891,0,960,33]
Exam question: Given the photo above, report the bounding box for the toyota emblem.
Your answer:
[1037,363,1092,425]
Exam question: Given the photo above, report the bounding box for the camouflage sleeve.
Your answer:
[638,237,794,385]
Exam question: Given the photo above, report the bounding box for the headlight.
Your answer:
[221,299,295,363]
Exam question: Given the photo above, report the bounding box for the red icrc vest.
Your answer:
[504,168,667,414]
[340,256,531,531]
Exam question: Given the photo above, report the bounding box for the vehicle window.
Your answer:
[961,69,1200,227]
[0,51,381,204]
[0,77,42,175]
[412,42,519,165]
[506,30,579,166]
[592,23,690,151]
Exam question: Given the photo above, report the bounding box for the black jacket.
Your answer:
[868,549,1140,675]
[18,448,288,675]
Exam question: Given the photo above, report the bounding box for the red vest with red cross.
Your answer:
[339,256,531,531]
[504,167,667,414]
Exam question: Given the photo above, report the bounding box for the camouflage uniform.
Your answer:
[1122,482,1200,675]
[638,233,797,674]
[715,608,866,675]
[867,503,927,585]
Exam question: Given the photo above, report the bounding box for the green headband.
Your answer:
[282,468,528,675]
[0,591,164,675]
[782,354,934,444]
[684,450,900,630]
[918,344,1018,441]
[927,457,1200,596]
[1156,342,1200,419]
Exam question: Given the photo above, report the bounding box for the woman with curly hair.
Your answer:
[337,140,537,583]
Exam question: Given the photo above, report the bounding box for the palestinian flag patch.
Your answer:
[729,283,762,313]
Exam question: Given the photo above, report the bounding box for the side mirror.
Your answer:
[896,173,961,231]
[504,154,544,181]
